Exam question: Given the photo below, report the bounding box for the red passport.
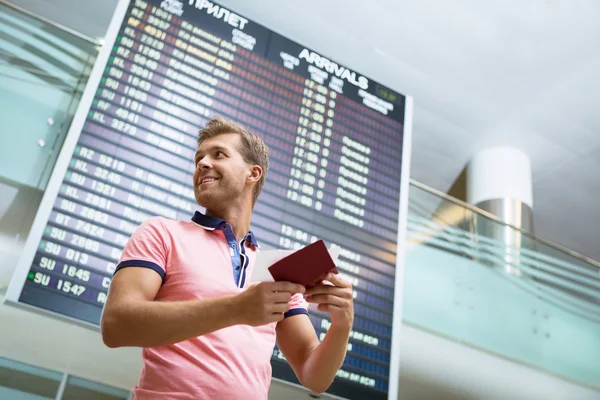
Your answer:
[268,240,339,287]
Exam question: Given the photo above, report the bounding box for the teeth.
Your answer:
[202,178,216,183]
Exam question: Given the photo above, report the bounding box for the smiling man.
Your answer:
[101,117,354,399]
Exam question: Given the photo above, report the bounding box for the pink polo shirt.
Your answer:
[115,212,308,400]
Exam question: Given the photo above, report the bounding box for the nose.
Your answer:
[196,156,212,170]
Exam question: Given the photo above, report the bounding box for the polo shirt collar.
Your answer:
[191,211,259,248]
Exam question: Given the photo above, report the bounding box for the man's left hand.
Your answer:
[305,273,354,330]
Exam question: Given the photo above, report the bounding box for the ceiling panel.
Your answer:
[6,0,600,265]
[533,154,600,260]
[587,143,600,165]
[9,0,116,39]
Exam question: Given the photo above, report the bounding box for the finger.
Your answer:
[305,294,345,307]
[305,286,350,298]
[313,272,329,283]
[271,303,291,314]
[271,281,306,294]
[267,313,285,324]
[317,303,341,313]
[271,291,292,303]
[324,272,351,288]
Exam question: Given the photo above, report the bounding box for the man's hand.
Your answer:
[305,273,354,330]
[235,281,306,326]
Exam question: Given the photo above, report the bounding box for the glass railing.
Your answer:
[404,180,600,389]
[0,1,98,290]
[0,0,98,190]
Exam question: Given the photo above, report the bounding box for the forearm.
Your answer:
[301,323,351,393]
[101,295,239,348]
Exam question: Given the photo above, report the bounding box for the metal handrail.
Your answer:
[0,0,101,46]
[409,179,600,269]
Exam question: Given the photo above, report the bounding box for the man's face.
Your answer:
[193,133,253,209]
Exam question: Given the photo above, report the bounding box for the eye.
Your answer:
[216,151,225,158]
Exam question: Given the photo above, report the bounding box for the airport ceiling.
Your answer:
[9,0,600,261]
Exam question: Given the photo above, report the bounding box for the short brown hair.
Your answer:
[197,117,269,205]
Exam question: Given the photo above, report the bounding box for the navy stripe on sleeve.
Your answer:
[114,260,165,281]
[284,308,309,318]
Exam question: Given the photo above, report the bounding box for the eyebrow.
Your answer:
[195,145,229,160]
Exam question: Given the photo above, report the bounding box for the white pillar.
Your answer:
[466,147,534,276]
[467,147,533,231]
[467,147,533,208]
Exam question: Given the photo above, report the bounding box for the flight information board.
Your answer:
[6,0,411,399]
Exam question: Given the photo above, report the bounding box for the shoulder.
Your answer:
[129,217,183,246]
[132,216,167,238]
[139,217,212,244]
[139,216,188,233]
[140,216,166,228]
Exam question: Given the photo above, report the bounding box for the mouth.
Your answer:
[200,177,219,186]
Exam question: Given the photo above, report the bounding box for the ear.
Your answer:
[247,165,262,183]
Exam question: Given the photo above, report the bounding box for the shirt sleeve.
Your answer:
[114,217,168,281]
[284,292,309,318]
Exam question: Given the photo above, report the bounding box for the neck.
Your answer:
[205,198,253,242]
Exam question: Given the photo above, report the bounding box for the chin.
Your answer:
[195,195,210,208]
[194,191,209,208]
[196,193,221,210]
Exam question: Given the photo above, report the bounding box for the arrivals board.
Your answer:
[6,1,413,399]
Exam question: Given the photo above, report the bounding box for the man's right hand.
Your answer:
[234,281,306,326]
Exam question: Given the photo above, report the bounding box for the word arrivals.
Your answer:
[299,49,369,90]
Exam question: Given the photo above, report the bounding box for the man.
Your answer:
[101,117,354,399]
